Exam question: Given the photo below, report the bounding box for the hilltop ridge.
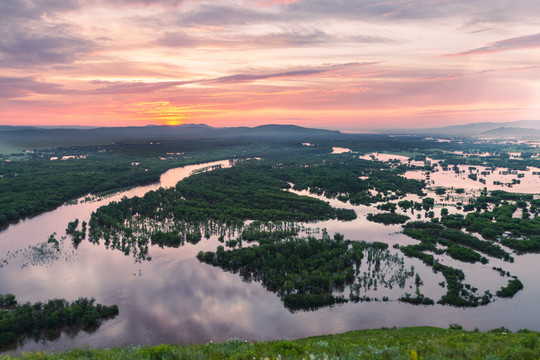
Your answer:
[0,124,342,152]
[379,120,540,136]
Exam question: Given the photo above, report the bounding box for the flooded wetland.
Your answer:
[1,138,540,354]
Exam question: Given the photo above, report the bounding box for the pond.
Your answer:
[331,147,352,154]
[1,158,540,355]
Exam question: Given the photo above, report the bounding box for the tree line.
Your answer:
[0,295,118,348]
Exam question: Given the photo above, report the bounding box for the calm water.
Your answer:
[404,164,540,194]
[331,147,352,154]
[1,158,540,354]
[360,152,540,194]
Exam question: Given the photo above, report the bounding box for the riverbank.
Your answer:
[2,326,538,359]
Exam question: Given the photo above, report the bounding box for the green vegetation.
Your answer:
[198,230,416,311]
[0,130,439,231]
[65,219,87,245]
[2,135,540,347]
[89,158,359,229]
[422,197,435,210]
[377,202,397,212]
[0,294,17,307]
[274,155,425,205]
[367,212,410,225]
[46,234,59,249]
[65,219,79,235]
[0,295,118,348]
[399,290,435,305]
[399,221,515,307]
[86,159,361,261]
[501,237,540,253]
[86,153,430,261]
[435,187,446,195]
[2,326,540,359]
[0,147,161,228]
[82,147,536,311]
[173,161,358,223]
[446,244,484,264]
[0,139,329,228]
[496,279,524,298]
[2,132,538,231]
[437,196,540,253]
[427,144,540,171]
[403,222,511,263]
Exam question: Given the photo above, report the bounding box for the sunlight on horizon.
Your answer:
[0,1,539,129]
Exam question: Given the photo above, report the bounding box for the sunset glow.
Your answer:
[1,0,539,130]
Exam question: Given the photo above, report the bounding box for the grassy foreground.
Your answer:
[2,326,539,360]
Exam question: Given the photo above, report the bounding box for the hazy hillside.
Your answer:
[0,124,342,153]
[381,120,540,136]
[481,127,540,137]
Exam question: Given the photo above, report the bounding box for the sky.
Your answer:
[1,0,540,131]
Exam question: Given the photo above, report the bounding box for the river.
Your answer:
[1,159,540,354]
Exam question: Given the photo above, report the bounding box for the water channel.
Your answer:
[1,157,540,354]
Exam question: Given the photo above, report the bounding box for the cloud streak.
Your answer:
[0,29,98,67]
[0,77,65,99]
[0,1,99,68]
[203,62,369,84]
[88,80,193,94]
[0,0,79,21]
[446,33,540,56]
[82,62,373,95]
[155,29,393,49]
[160,0,540,28]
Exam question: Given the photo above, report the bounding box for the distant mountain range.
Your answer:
[480,126,540,137]
[0,124,341,139]
[0,124,342,152]
[380,120,540,136]
[2,121,540,154]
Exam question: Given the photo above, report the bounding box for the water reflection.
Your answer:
[404,165,540,194]
[1,158,540,355]
[331,147,352,154]
[359,152,540,194]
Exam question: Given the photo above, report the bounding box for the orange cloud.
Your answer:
[129,101,189,125]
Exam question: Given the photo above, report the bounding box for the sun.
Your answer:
[131,102,188,126]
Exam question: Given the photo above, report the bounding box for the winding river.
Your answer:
[1,159,540,354]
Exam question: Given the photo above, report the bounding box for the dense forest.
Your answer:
[85,152,429,263]
[88,159,358,236]
[88,153,425,231]
[367,212,410,225]
[0,139,330,228]
[2,132,534,229]
[0,132,474,229]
